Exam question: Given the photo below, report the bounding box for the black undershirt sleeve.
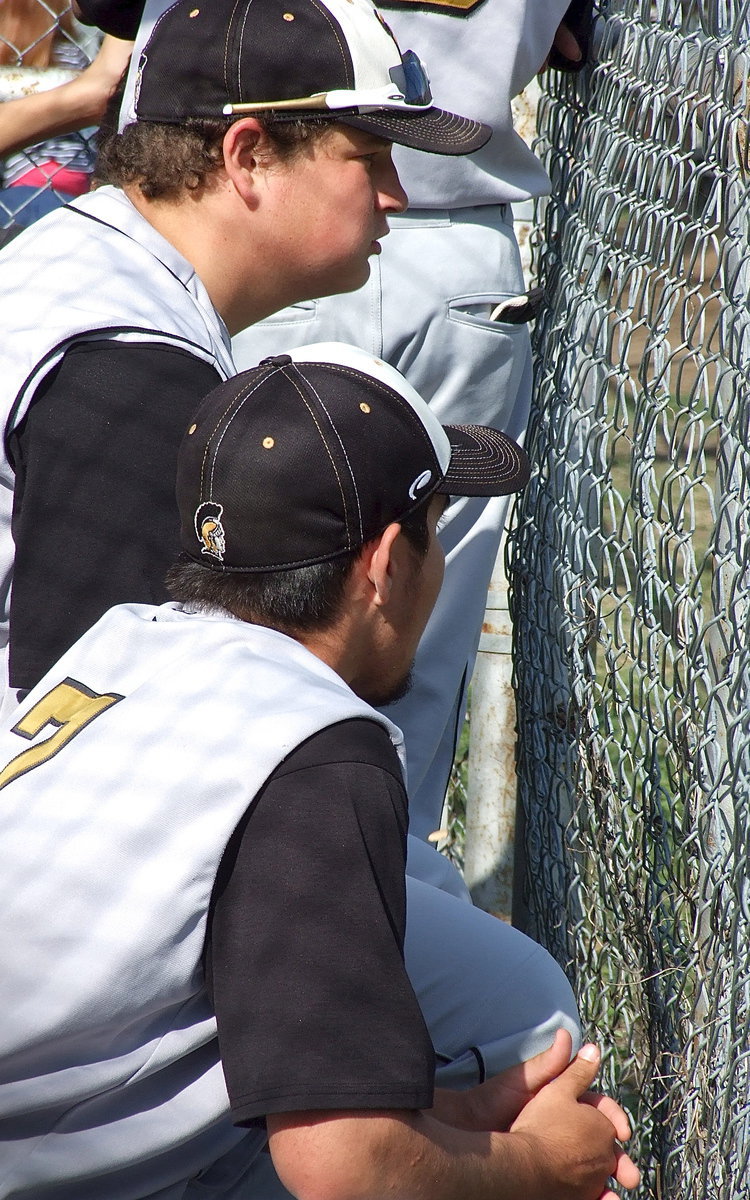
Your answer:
[7,340,222,691]
[205,718,436,1127]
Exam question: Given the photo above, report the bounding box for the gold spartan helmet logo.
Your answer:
[195,501,226,562]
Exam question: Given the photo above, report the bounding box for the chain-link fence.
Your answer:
[509,1,750,1194]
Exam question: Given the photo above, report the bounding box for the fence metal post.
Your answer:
[462,536,516,921]
[460,135,537,921]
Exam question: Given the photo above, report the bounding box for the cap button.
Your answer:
[259,354,293,367]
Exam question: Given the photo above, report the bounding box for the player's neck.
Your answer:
[122,182,276,335]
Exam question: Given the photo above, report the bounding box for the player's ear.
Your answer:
[222,118,270,204]
[365,522,402,608]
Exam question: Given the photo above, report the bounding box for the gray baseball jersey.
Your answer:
[0,602,401,1199]
[0,187,236,710]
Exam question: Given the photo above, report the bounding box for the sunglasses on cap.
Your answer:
[223,48,432,115]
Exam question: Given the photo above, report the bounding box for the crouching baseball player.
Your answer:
[0,345,638,1200]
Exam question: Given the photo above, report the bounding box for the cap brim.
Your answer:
[340,107,491,156]
[438,425,530,496]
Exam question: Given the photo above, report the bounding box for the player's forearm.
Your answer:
[372,1112,548,1200]
[376,1110,548,1200]
[430,1086,486,1130]
[0,89,83,158]
[267,1046,636,1200]
[268,1109,551,1200]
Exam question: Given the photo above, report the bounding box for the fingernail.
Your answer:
[578,1044,599,1062]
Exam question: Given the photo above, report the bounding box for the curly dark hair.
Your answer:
[95,115,338,201]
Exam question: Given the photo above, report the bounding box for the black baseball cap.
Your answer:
[176,343,530,573]
[126,0,490,156]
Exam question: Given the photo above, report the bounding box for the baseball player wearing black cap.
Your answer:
[0,0,488,714]
[0,345,637,1200]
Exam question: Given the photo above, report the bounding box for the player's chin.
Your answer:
[359,667,414,710]
[319,258,373,298]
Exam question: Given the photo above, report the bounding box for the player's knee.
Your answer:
[404,878,581,1080]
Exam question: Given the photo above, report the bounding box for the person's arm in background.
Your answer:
[0,34,132,157]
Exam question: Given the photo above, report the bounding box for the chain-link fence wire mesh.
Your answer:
[0,2,99,232]
[508,0,750,1194]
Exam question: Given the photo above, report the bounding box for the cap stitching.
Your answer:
[306,363,438,459]
[300,373,364,543]
[226,0,246,98]
[198,369,277,499]
[364,114,475,144]
[137,1,181,97]
[346,111,484,148]
[443,425,526,485]
[146,1,182,40]
[452,425,523,470]
[207,370,283,496]
[308,0,355,88]
[282,370,358,549]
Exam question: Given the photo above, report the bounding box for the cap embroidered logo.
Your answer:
[195,502,227,561]
[409,470,433,500]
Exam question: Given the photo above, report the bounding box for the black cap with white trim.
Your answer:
[176,343,529,573]
[129,0,490,156]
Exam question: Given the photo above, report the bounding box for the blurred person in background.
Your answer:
[0,1,131,227]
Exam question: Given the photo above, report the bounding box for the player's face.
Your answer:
[407,494,447,651]
[364,494,447,709]
[258,126,407,301]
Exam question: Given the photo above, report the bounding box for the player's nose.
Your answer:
[376,156,408,214]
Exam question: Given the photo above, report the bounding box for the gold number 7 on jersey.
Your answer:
[0,677,123,792]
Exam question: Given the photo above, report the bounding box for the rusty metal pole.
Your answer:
[460,80,539,921]
[462,534,517,921]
